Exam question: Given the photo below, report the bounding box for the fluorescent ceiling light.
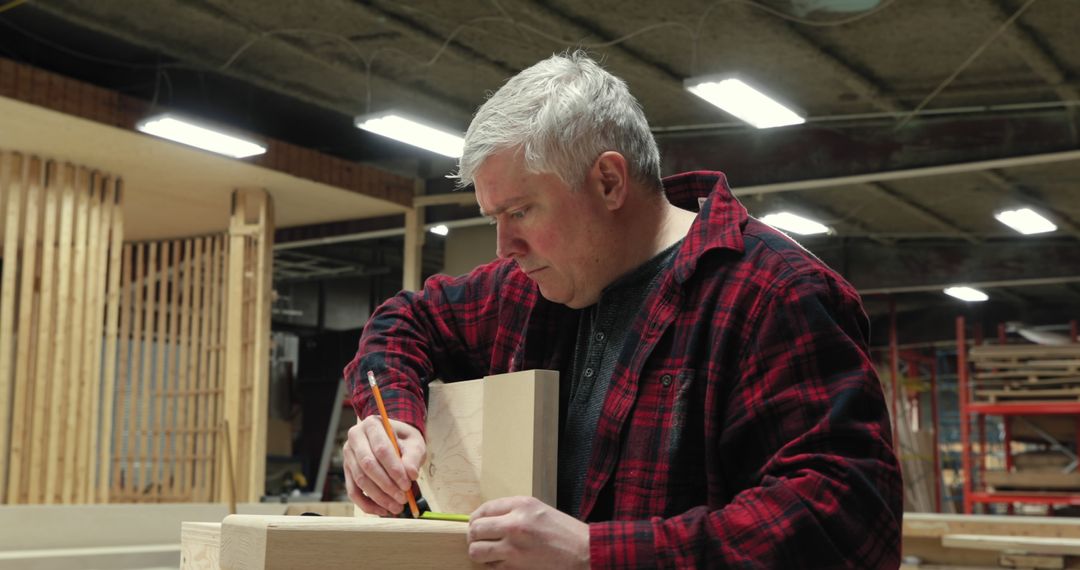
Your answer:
[136,114,266,158]
[760,212,829,235]
[355,113,464,158]
[685,77,805,129]
[429,224,449,236]
[944,286,989,302]
[994,207,1057,235]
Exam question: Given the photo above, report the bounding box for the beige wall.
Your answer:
[442,224,497,277]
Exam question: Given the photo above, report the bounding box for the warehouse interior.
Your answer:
[1,0,1080,567]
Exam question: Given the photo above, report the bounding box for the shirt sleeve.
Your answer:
[343,260,512,435]
[588,270,902,569]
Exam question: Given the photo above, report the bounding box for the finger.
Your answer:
[468,538,508,565]
[362,417,411,492]
[397,434,426,481]
[347,424,406,512]
[467,516,509,543]
[342,455,388,516]
[471,496,529,521]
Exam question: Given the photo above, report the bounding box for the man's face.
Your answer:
[474,149,610,309]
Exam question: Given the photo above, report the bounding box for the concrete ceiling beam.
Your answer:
[862,183,980,243]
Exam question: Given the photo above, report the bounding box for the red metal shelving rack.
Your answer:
[956,316,1080,514]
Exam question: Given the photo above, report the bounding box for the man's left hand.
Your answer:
[467,496,589,569]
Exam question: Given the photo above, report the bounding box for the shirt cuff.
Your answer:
[353,386,427,440]
[589,519,657,569]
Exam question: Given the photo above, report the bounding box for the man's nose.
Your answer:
[495,225,525,259]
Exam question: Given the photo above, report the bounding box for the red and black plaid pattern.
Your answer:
[346,171,901,569]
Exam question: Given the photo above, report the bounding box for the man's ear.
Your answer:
[590,151,629,211]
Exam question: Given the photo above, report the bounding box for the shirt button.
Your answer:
[584,367,595,378]
[594,332,606,342]
[661,374,672,386]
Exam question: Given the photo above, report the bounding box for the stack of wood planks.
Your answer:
[903,513,1080,569]
[969,345,1080,403]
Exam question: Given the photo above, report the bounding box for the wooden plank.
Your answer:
[977,388,1080,401]
[481,370,560,508]
[175,238,195,501]
[61,168,90,504]
[1000,552,1066,569]
[248,190,273,505]
[902,535,999,567]
[96,178,123,502]
[905,513,1080,539]
[78,173,105,503]
[970,345,1080,360]
[124,242,148,501]
[181,522,221,570]
[0,152,23,504]
[219,515,478,570]
[189,238,209,501]
[7,156,41,504]
[223,195,248,503]
[417,379,485,515]
[203,236,224,502]
[942,534,1080,556]
[138,241,160,500]
[27,161,60,504]
[112,243,134,500]
[44,164,76,504]
[152,240,175,502]
[984,471,1080,490]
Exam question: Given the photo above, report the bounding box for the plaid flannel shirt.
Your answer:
[346,171,902,569]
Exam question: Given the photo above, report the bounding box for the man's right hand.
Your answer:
[342,415,426,516]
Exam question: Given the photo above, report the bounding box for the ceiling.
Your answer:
[1,0,1079,345]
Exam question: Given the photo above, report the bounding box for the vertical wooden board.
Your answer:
[147,239,168,498]
[62,169,90,504]
[173,238,193,501]
[151,240,173,502]
[46,165,76,504]
[0,152,24,503]
[182,238,203,500]
[112,243,135,501]
[79,175,106,503]
[97,180,123,503]
[124,242,147,501]
[7,156,41,504]
[163,239,185,500]
[480,370,559,507]
[248,191,273,502]
[29,162,60,504]
[417,379,485,515]
[204,235,225,502]
[222,194,247,504]
[187,238,206,500]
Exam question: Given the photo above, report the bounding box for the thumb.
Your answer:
[399,432,426,481]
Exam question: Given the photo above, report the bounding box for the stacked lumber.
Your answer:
[969,345,1080,403]
[903,513,1080,569]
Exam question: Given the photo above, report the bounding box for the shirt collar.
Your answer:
[662,171,748,284]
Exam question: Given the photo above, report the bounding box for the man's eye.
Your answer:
[511,207,529,220]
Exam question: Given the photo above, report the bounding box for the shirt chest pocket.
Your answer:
[613,367,698,491]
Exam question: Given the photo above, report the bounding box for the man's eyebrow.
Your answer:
[478,198,526,218]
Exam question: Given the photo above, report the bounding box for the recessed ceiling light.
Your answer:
[684,77,805,129]
[944,286,989,302]
[760,212,829,235]
[994,207,1057,235]
[136,113,266,158]
[428,224,449,236]
[355,112,464,158]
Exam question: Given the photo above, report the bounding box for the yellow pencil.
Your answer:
[367,370,421,518]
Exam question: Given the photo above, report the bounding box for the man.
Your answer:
[343,51,901,568]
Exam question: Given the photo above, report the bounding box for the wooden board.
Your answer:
[413,370,559,515]
[984,471,1080,490]
[942,534,1080,556]
[417,379,484,515]
[219,515,480,570]
[181,522,221,570]
[904,513,1080,539]
[480,370,559,509]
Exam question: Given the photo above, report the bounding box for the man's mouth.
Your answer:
[524,266,546,276]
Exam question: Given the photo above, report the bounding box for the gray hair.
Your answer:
[455,50,661,192]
